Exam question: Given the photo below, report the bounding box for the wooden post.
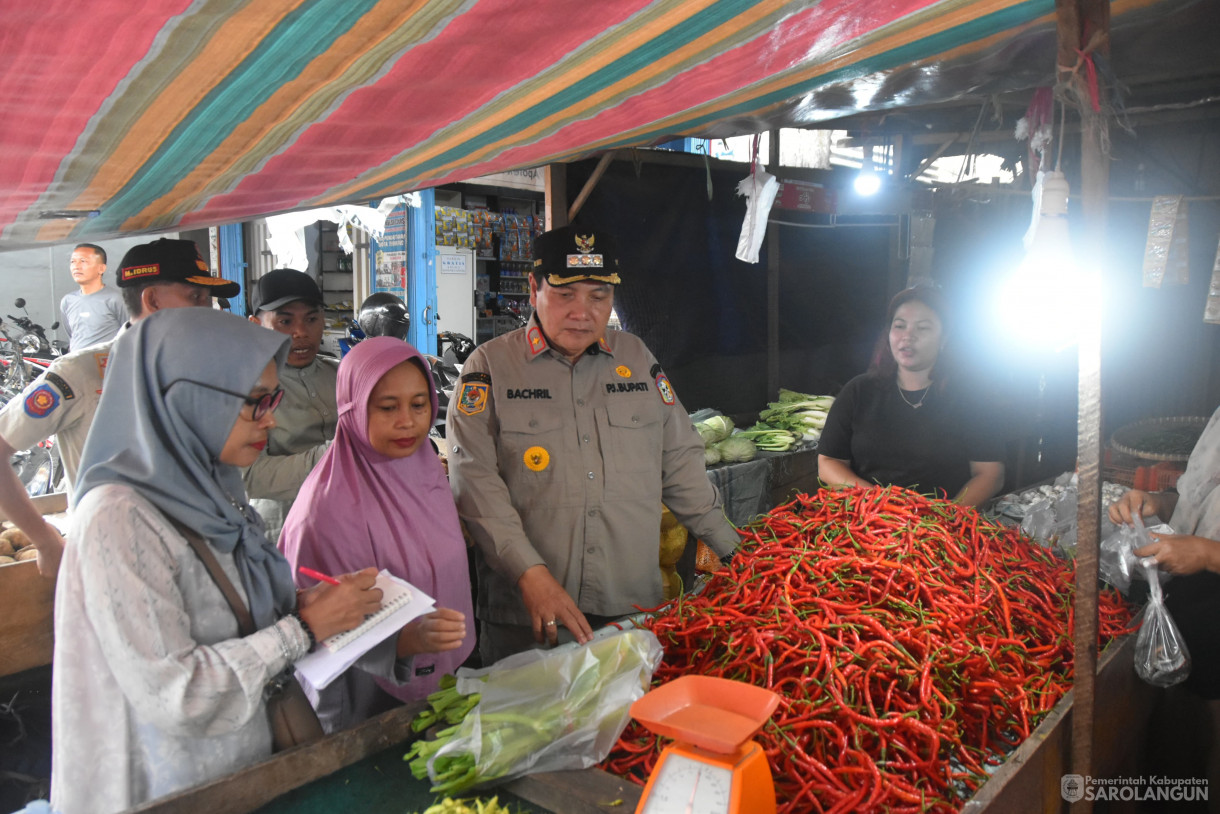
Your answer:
[1057,0,1110,807]
[766,129,782,397]
[545,163,568,231]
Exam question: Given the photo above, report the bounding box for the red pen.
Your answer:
[299,566,341,586]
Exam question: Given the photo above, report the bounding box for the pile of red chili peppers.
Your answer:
[602,486,1135,813]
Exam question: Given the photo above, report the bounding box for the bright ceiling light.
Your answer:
[997,171,1094,351]
[853,143,881,196]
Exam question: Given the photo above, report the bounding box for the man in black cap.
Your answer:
[242,269,337,542]
[447,225,740,664]
[0,237,238,576]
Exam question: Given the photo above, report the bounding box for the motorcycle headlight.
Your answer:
[18,334,40,354]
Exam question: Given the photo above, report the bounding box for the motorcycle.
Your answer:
[1,300,65,495]
[429,331,475,438]
[7,298,64,360]
[11,437,61,497]
[1,299,60,399]
[336,318,366,357]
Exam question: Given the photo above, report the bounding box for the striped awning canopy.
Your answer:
[0,0,1204,248]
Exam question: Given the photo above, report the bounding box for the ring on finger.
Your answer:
[545,619,557,627]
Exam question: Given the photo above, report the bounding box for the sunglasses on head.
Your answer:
[162,379,285,420]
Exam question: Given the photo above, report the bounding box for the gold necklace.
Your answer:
[897,382,930,409]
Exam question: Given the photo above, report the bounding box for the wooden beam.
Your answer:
[911,136,960,180]
[1058,0,1110,805]
[767,129,782,397]
[129,704,423,814]
[545,164,568,231]
[567,151,616,223]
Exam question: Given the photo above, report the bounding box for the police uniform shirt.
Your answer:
[0,340,112,494]
[447,315,739,626]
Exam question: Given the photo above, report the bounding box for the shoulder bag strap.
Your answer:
[164,514,257,637]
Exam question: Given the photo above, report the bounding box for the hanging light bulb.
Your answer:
[998,170,1094,350]
[854,142,881,196]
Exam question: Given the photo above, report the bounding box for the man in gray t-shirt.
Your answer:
[59,243,127,351]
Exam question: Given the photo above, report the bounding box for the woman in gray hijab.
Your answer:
[50,307,382,814]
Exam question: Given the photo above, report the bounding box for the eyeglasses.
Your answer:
[162,379,285,420]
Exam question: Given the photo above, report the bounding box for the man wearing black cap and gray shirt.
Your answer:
[0,238,238,577]
[447,225,740,664]
[243,269,337,542]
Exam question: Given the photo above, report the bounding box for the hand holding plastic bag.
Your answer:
[1100,514,1174,593]
[421,629,663,794]
[1134,555,1191,687]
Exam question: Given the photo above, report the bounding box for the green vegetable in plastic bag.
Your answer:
[405,629,663,795]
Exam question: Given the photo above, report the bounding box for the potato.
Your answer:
[15,548,39,562]
[0,527,32,551]
[0,539,12,557]
[1,520,14,531]
[0,555,14,565]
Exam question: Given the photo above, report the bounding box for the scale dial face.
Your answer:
[640,751,734,814]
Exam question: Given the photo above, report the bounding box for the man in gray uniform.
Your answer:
[59,243,127,351]
[0,238,238,576]
[447,226,740,664]
[243,269,337,542]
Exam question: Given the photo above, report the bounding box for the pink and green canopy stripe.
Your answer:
[0,0,1188,246]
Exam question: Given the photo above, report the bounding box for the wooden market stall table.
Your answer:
[124,630,1151,814]
[127,699,643,814]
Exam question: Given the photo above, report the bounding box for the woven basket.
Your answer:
[1110,416,1208,462]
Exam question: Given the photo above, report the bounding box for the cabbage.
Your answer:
[714,435,757,463]
[694,415,734,445]
[704,445,722,467]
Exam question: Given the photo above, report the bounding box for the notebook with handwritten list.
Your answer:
[294,569,435,691]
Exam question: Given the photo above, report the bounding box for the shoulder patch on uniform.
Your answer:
[456,381,489,415]
[44,371,75,400]
[460,370,491,385]
[655,372,676,406]
[24,384,60,418]
[526,326,547,355]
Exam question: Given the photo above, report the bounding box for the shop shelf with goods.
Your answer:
[448,184,542,344]
[316,220,354,314]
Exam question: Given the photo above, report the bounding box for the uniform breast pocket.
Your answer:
[601,398,663,478]
[498,407,566,503]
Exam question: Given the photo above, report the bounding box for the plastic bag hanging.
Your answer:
[735,134,779,263]
[1133,556,1191,687]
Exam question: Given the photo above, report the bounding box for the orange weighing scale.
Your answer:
[631,675,780,814]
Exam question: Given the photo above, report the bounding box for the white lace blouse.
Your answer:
[50,484,309,813]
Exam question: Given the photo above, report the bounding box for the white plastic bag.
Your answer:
[1134,556,1191,687]
[734,170,779,263]
[429,628,663,791]
[1099,516,1174,594]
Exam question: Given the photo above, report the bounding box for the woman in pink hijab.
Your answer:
[280,337,474,731]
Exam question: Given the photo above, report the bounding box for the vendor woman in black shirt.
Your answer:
[818,287,1005,507]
